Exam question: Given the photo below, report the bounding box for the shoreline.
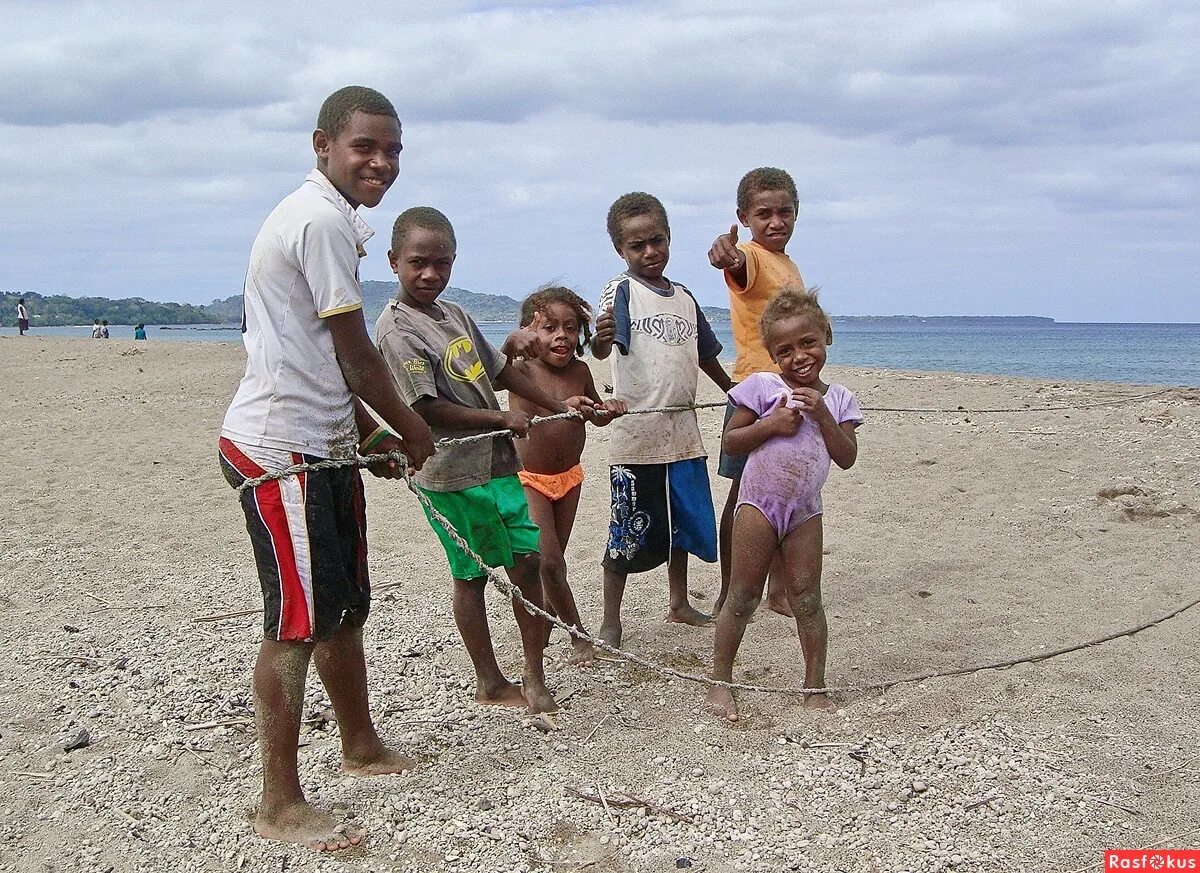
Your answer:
[2,332,1196,390]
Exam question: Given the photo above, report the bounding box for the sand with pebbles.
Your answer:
[1,335,1197,873]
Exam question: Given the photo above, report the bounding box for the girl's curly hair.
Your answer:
[760,284,833,345]
[520,286,594,356]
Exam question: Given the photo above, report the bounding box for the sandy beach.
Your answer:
[1,335,1197,873]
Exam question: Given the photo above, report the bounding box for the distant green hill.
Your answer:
[359,281,522,326]
[2,290,237,327]
[4,285,1055,330]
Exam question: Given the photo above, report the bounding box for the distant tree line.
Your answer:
[1,292,242,327]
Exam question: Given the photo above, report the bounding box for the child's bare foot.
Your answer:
[522,673,559,714]
[705,685,739,722]
[666,604,714,627]
[766,593,795,618]
[804,692,835,711]
[255,801,364,852]
[342,745,416,777]
[476,681,527,708]
[598,619,622,648]
[568,639,597,666]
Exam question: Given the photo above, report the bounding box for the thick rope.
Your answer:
[224,387,1195,695]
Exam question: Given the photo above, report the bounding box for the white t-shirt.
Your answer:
[221,170,372,460]
[598,273,723,465]
[17,303,28,320]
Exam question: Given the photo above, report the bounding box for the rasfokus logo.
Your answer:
[1107,850,1200,870]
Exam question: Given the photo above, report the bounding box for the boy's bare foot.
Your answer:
[255,801,364,852]
[766,594,795,618]
[804,692,835,711]
[598,620,622,648]
[342,745,416,777]
[705,685,739,722]
[666,604,714,627]
[476,681,527,708]
[522,673,559,714]
[568,639,597,666]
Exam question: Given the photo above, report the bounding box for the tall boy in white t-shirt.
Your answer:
[591,192,732,647]
[218,86,434,853]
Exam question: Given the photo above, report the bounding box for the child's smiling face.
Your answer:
[533,301,582,368]
[314,110,402,209]
[388,226,456,311]
[614,213,671,285]
[738,188,796,253]
[766,314,827,389]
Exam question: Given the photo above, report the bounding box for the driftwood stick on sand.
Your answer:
[181,718,254,732]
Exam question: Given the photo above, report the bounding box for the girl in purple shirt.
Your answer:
[707,287,863,721]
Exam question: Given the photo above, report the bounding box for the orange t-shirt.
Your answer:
[724,240,804,381]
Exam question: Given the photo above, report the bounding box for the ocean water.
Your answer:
[3,321,1197,387]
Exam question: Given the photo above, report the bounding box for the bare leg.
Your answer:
[505,553,558,713]
[599,567,626,648]
[312,623,414,776]
[523,485,594,664]
[716,479,740,614]
[780,516,832,710]
[253,639,363,851]
[721,479,791,618]
[765,556,796,618]
[707,506,776,722]
[453,576,524,707]
[666,548,713,626]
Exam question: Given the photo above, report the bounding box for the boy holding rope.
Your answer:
[591,192,732,647]
[218,86,434,852]
[376,208,596,713]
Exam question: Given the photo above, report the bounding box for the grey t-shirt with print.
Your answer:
[375,298,519,492]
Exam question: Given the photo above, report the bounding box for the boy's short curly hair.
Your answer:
[760,284,833,346]
[606,192,669,246]
[737,167,799,212]
[317,86,398,142]
[391,206,456,251]
[520,286,593,356]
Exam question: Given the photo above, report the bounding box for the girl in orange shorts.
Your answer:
[509,287,626,664]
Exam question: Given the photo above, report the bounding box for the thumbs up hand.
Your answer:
[593,305,616,345]
[708,223,744,270]
[503,309,546,361]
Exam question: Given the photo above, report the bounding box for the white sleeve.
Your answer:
[296,211,364,318]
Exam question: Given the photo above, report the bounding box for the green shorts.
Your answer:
[417,475,541,580]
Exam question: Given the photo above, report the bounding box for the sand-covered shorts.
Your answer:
[218,437,370,642]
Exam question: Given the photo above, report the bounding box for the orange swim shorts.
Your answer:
[517,464,585,502]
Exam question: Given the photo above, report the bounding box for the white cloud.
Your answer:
[0,0,1196,321]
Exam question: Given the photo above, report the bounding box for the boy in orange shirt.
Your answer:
[707,167,807,617]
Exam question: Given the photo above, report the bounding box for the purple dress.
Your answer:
[728,373,863,538]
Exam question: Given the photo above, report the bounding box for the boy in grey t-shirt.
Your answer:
[376,207,596,714]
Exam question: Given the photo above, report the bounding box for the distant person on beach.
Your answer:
[376,207,596,712]
[100,320,110,339]
[706,287,861,721]
[16,299,29,335]
[134,323,147,340]
[217,85,434,853]
[707,167,807,618]
[591,192,732,647]
[510,287,626,665]
[91,319,102,339]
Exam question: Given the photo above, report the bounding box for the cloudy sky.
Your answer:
[1,0,1196,321]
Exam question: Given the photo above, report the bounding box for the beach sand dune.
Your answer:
[1,337,1197,872]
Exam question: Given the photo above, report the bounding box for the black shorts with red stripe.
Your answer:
[218,437,370,642]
